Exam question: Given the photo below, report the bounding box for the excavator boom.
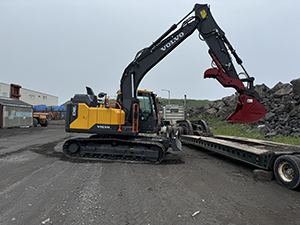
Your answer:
[119,4,266,123]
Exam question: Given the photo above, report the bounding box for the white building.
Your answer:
[0,82,58,106]
[20,87,58,106]
[0,82,10,97]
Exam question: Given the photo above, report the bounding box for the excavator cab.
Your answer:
[136,90,160,134]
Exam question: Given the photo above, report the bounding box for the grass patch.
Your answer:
[267,136,300,146]
[159,98,211,108]
[196,118,300,146]
[207,118,265,139]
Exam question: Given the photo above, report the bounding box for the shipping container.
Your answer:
[60,112,65,119]
[51,106,59,111]
[34,105,47,111]
[52,111,61,120]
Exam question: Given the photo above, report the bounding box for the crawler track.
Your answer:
[63,136,167,163]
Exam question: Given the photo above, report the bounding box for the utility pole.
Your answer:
[184,94,187,120]
[162,89,170,105]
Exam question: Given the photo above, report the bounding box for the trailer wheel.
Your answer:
[41,120,49,127]
[274,155,300,190]
[33,118,38,127]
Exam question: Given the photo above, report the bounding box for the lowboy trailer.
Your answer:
[180,134,300,190]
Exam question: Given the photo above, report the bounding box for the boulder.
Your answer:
[207,108,218,115]
[255,83,269,99]
[291,78,300,95]
[273,84,292,97]
[264,112,276,121]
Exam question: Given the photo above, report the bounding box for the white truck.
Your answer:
[162,105,185,125]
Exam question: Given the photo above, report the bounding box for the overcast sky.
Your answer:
[1,0,300,104]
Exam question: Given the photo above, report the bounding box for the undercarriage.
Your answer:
[63,134,171,163]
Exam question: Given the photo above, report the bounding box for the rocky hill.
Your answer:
[187,78,300,137]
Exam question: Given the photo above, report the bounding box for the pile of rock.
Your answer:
[187,78,300,137]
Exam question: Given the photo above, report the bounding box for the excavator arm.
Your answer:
[120,18,198,119]
[119,4,266,123]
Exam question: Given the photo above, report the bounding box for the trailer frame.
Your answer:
[180,134,300,189]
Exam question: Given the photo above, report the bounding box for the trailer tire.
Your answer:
[274,155,300,190]
[33,118,38,127]
[41,120,49,127]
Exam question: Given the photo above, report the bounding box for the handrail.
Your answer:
[156,97,161,129]
[109,102,122,131]
[132,103,139,132]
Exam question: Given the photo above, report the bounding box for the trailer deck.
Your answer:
[180,134,300,189]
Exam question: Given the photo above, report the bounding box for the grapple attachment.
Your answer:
[204,51,266,124]
[226,94,266,123]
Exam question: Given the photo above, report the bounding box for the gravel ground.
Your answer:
[0,120,299,225]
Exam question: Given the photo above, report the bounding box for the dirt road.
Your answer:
[0,121,299,225]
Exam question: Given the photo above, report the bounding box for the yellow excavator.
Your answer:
[63,4,266,162]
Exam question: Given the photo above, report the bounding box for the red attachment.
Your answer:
[226,94,266,123]
[204,51,266,123]
[204,51,245,92]
[204,68,245,92]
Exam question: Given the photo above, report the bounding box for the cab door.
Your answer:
[137,91,158,134]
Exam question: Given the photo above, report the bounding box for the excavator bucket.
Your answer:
[226,94,266,123]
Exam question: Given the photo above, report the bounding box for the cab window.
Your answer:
[138,96,152,121]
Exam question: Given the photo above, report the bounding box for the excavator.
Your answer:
[63,3,266,162]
